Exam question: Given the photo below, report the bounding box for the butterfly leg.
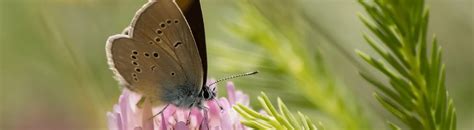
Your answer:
[199,106,210,130]
[149,104,170,120]
[213,98,224,112]
[185,100,198,125]
[186,109,193,125]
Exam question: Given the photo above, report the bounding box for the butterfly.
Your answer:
[106,0,257,115]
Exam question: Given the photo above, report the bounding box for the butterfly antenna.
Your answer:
[208,71,258,87]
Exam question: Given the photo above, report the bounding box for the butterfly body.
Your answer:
[106,0,213,108]
[161,82,215,108]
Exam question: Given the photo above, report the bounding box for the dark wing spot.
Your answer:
[153,52,159,58]
[144,52,150,57]
[174,41,182,48]
[170,72,175,76]
[174,19,179,24]
[135,68,141,73]
[166,19,172,24]
[132,73,137,77]
[132,61,138,66]
[132,50,138,55]
[131,55,137,59]
[148,41,153,44]
[156,29,163,35]
[133,77,138,82]
[160,23,166,28]
[154,38,161,42]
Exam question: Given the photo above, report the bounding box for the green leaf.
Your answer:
[387,122,401,130]
[357,0,457,129]
[234,92,323,130]
[229,0,371,129]
[278,98,301,129]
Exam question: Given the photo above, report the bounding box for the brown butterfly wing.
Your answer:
[176,0,207,86]
[106,0,203,100]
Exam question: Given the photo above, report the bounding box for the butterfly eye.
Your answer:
[203,91,210,99]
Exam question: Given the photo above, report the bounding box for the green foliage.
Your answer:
[226,0,371,129]
[234,92,324,130]
[357,0,456,129]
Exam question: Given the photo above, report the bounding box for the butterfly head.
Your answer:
[187,85,216,109]
[199,85,216,101]
[164,84,216,109]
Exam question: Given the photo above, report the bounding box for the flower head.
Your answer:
[107,81,249,130]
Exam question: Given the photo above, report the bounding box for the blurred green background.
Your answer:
[0,0,472,129]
